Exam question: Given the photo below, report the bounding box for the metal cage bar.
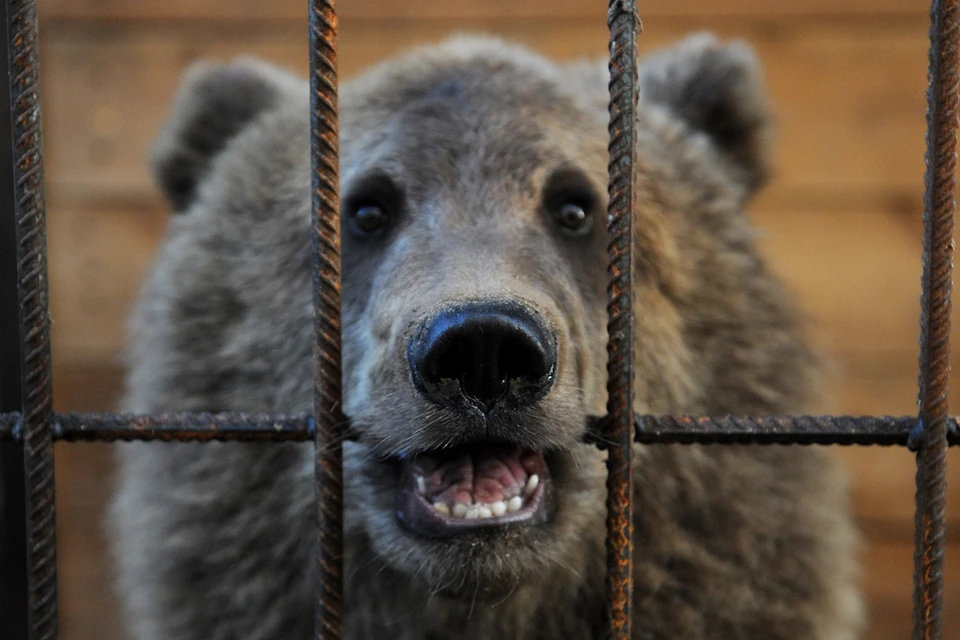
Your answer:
[2,411,960,446]
[0,0,953,639]
[604,2,640,637]
[309,1,345,639]
[913,1,957,638]
[0,2,29,636]
[7,1,57,639]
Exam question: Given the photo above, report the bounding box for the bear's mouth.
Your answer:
[395,443,552,538]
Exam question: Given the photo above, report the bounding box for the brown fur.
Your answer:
[109,35,862,639]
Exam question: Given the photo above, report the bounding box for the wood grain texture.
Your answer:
[47,203,167,361]
[39,18,935,202]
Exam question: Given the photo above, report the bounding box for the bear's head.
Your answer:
[138,34,817,601]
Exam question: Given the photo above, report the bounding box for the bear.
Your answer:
[109,34,863,640]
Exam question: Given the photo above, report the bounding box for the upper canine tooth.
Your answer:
[433,502,450,516]
[416,476,427,496]
[452,503,468,518]
[490,501,506,517]
[507,496,523,513]
[524,474,539,496]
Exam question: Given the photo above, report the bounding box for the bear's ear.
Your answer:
[638,34,771,193]
[152,58,299,212]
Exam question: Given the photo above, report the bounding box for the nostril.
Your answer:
[501,332,552,378]
[422,334,474,388]
[408,300,557,413]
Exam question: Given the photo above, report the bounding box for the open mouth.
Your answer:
[395,443,552,538]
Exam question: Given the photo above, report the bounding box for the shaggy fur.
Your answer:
[110,35,863,639]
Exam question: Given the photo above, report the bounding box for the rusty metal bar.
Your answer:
[0,1,27,633]
[604,1,641,637]
[0,412,313,441]
[3,411,960,446]
[914,1,957,638]
[309,1,345,638]
[626,415,960,447]
[8,1,57,638]
[51,412,313,442]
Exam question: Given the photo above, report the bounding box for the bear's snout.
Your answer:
[407,299,557,415]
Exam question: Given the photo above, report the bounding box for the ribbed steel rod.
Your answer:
[0,411,315,442]
[604,1,641,637]
[8,1,57,638]
[626,415,960,447]
[42,412,312,442]
[914,1,957,638]
[309,1,345,638]
[3,411,960,446]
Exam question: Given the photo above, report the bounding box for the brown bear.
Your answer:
[109,34,863,640]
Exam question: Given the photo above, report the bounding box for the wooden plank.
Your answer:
[750,207,937,361]
[35,0,923,23]
[56,444,123,640]
[833,444,960,532]
[859,541,960,640]
[47,204,167,362]
[39,18,935,205]
[52,360,126,413]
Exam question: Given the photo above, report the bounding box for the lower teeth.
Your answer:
[417,473,541,521]
[430,491,530,519]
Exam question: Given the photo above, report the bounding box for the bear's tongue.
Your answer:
[404,444,546,520]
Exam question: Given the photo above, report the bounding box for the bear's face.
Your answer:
[335,48,614,599]
[148,35,787,601]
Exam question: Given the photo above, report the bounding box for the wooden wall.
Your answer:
[32,1,959,638]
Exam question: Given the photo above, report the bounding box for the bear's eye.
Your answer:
[542,166,598,238]
[344,171,403,239]
[553,202,592,235]
[352,204,390,234]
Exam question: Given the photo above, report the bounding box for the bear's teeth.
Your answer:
[443,499,521,520]
[416,476,427,496]
[524,474,539,497]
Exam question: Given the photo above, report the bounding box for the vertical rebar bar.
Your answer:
[913,1,957,639]
[309,1,344,638]
[7,1,56,639]
[0,2,28,636]
[605,1,640,637]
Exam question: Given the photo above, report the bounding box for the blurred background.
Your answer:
[24,0,959,638]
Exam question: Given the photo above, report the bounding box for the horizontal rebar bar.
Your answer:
[0,411,314,442]
[1,411,957,446]
[623,415,958,447]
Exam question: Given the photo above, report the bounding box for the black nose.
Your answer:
[407,300,557,413]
